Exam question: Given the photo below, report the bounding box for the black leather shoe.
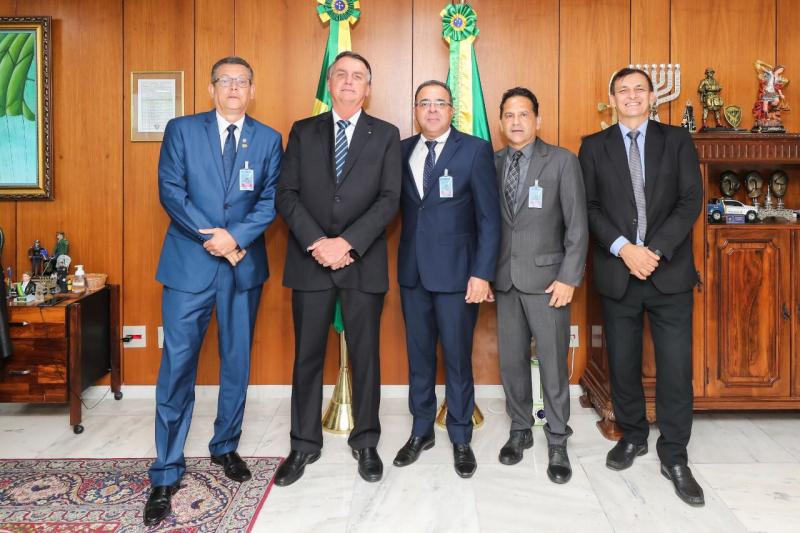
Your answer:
[393,433,435,467]
[661,464,705,507]
[453,443,477,478]
[606,440,648,471]
[211,451,251,482]
[547,445,572,484]
[143,484,179,526]
[498,429,533,465]
[274,450,321,487]
[352,447,383,482]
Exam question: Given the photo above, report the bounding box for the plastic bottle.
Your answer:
[72,265,86,293]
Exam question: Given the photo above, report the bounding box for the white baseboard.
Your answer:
[83,383,584,400]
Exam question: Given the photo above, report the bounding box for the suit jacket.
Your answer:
[494,138,588,294]
[156,110,283,293]
[276,111,401,294]
[578,121,702,300]
[398,128,500,292]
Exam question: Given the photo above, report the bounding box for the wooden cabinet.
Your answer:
[581,134,800,438]
[0,286,121,433]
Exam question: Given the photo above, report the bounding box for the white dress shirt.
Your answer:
[409,128,451,196]
[332,108,362,147]
[216,112,245,153]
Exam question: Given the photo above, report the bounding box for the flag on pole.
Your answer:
[441,2,490,142]
[313,0,361,116]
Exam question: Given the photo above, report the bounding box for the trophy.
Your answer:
[719,170,740,199]
[681,101,697,133]
[752,60,789,133]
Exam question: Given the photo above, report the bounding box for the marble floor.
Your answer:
[2,386,800,532]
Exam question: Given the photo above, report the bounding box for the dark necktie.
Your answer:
[222,124,237,185]
[504,150,523,211]
[422,140,437,193]
[335,119,350,182]
[627,130,647,241]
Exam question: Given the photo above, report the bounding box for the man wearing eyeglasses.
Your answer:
[393,80,500,478]
[145,56,282,526]
[275,51,401,487]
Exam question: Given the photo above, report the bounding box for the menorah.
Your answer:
[630,63,681,121]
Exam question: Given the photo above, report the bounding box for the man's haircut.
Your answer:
[414,80,452,103]
[327,51,372,83]
[499,87,539,117]
[211,56,254,82]
[609,67,654,94]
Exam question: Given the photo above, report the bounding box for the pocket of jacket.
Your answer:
[534,252,564,266]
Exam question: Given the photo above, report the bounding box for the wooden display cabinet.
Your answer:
[581,133,800,438]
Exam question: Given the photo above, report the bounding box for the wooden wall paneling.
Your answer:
[777,0,799,134]
[670,0,775,132]
[0,207,15,281]
[122,0,194,383]
[352,0,413,384]
[560,0,629,383]
[192,0,234,385]
[631,0,671,124]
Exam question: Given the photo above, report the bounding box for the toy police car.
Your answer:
[707,198,758,223]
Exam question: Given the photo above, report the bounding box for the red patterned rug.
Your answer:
[0,457,281,532]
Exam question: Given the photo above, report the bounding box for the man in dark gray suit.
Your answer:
[491,87,588,483]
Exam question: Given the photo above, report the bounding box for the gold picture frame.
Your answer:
[0,17,53,200]
[130,71,184,142]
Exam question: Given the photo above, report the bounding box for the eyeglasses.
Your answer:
[214,76,251,89]
[415,100,452,110]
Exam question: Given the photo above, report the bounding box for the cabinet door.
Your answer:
[707,228,791,398]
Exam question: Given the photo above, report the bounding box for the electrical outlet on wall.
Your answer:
[122,325,146,348]
[569,325,579,347]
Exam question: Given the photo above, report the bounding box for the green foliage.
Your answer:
[0,31,36,120]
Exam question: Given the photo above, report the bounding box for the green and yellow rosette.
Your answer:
[440,2,490,141]
[313,0,361,115]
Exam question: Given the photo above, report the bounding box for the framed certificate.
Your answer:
[130,71,184,142]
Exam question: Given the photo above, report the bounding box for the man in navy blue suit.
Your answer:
[393,80,500,478]
[144,56,282,526]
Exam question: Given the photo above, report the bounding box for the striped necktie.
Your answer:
[422,140,437,193]
[627,130,647,241]
[334,119,350,182]
[504,150,523,211]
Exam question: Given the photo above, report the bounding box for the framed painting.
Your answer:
[0,16,52,200]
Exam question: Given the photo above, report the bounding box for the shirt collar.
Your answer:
[618,118,649,140]
[216,112,245,136]
[421,128,451,146]
[508,139,536,160]
[332,108,362,128]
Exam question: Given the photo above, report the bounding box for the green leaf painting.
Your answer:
[0,31,36,120]
[0,29,38,186]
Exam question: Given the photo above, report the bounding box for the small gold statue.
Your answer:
[698,67,726,130]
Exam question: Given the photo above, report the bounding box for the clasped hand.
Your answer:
[619,243,660,280]
[199,228,245,266]
[308,237,354,270]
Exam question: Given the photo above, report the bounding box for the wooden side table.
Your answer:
[1,285,121,434]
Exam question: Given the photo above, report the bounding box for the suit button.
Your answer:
[334,195,341,203]
[224,203,231,209]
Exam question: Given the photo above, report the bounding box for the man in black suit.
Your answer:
[392,80,500,478]
[274,51,401,486]
[579,68,704,506]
